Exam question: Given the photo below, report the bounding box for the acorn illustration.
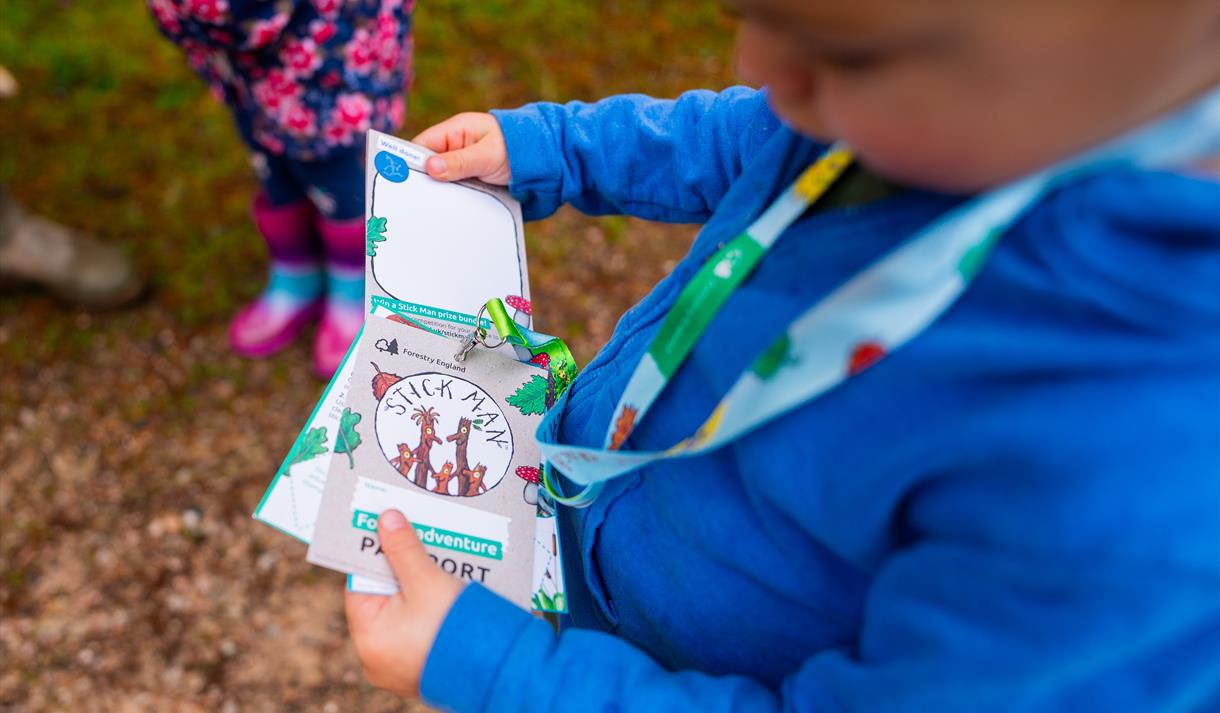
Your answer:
[370,362,404,401]
[516,465,542,507]
[505,295,532,325]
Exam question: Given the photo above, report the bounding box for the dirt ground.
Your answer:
[0,2,734,711]
[0,211,691,713]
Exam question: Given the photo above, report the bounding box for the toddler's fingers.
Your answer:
[411,112,496,153]
[377,509,446,591]
[423,142,508,184]
[412,113,509,184]
[344,589,390,631]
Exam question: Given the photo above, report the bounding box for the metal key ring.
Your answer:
[474,303,505,349]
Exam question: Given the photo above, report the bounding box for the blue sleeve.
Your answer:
[490,87,780,223]
[420,390,1219,712]
[421,585,783,713]
[422,541,1216,713]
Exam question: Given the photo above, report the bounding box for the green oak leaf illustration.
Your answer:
[507,374,549,416]
[334,408,363,468]
[365,215,388,258]
[751,333,794,380]
[279,426,329,477]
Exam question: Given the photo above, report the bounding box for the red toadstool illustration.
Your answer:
[517,465,553,514]
[505,295,532,326]
[505,295,532,316]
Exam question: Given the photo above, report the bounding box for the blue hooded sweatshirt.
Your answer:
[419,87,1220,712]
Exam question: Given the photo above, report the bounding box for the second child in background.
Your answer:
[149,0,413,377]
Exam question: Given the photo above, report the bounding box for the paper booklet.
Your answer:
[306,318,542,606]
[363,130,530,340]
[253,132,565,612]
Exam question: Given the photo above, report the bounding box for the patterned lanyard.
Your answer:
[508,88,1220,508]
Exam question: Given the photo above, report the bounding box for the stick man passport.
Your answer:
[307,317,542,606]
[255,132,561,610]
[253,132,530,546]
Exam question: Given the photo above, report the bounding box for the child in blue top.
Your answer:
[342,0,1220,710]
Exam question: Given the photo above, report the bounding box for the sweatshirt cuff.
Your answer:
[491,105,565,220]
[420,583,544,713]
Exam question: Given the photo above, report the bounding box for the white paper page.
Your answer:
[364,131,531,334]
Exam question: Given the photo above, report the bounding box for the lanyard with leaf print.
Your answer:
[500,88,1220,508]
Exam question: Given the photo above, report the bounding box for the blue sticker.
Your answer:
[374,151,409,183]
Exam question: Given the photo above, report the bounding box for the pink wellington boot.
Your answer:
[229,195,325,358]
[313,215,366,378]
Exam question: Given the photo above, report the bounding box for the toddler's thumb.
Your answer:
[424,144,499,183]
[377,510,437,587]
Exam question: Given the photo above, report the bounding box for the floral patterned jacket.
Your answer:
[149,0,413,160]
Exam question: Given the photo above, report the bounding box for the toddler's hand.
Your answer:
[412,112,512,185]
[344,510,464,698]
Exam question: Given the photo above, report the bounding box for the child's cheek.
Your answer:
[824,97,980,191]
[852,133,969,192]
[764,91,833,142]
[769,81,989,192]
[814,99,919,174]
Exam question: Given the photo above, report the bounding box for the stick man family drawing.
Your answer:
[373,365,517,498]
[389,408,491,497]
